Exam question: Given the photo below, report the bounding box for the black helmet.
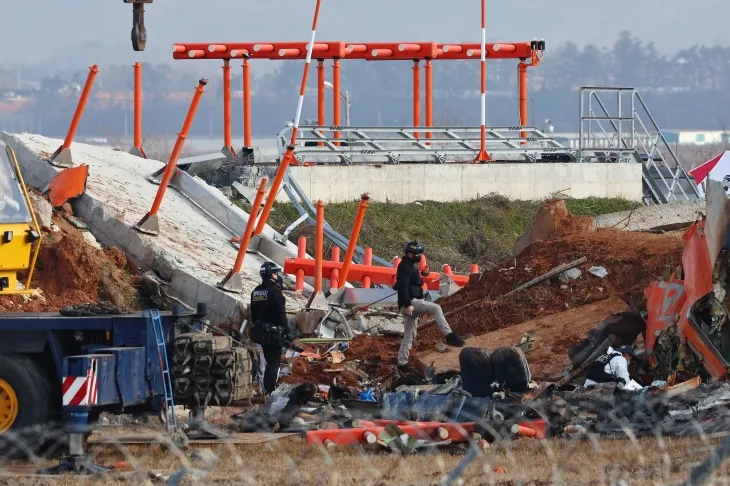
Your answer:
[260,261,281,281]
[404,241,425,255]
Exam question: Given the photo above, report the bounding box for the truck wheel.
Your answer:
[0,355,52,458]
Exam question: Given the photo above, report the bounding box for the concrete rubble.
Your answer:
[212,186,730,454]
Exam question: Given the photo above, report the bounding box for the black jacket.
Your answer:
[250,279,291,341]
[395,255,425,308]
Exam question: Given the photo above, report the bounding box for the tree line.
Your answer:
[10,31,730,136]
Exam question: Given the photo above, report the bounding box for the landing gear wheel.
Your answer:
[0,355,52,458]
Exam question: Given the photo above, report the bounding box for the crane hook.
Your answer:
[131,2,147,51]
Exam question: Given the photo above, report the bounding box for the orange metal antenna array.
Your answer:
[475,0,491,163]
[254,0,324,236]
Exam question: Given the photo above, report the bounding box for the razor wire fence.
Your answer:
[2,402,730,486]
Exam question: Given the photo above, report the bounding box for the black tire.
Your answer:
[490,346,531,393]
[459,347,495,398]
[0,355,53,458]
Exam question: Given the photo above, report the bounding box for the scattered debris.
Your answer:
[588,266,608,278]
[559,267,582,283]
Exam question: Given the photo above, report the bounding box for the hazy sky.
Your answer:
[2,0,727,72]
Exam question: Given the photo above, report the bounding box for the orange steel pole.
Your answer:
[218,178,268,291]
[330,246,340,289]
[222,59,235,156]
[314,200,325,293]
[49,64,99,167]
[362,247,373,288]
[134,78,208,235]
[254,0,324,235]
[131,62,146,158]
[317,60,326,146]
[413,60,421,139]
[339,193,369,286]
[242,57,252,148]
[518,61,528,142]
[296,236,307,291]
[317,60,326,125]
[425,59,433,144]
[333,58,341,145]
[230,178,267,273]
[475,0,491,163]
[64,64,98,149]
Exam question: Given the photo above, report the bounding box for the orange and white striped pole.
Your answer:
[254,0,324,235]
[475,0,491,163]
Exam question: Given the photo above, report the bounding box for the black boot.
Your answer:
[445,332,466,347]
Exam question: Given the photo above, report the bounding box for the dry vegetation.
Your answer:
[2,433,725,485]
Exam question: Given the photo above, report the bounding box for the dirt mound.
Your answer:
[513,199,594,255]
[415,226,684,352]
[0,213,140,312]
[284,335,402,387]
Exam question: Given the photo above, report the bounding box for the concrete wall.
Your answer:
[277,163,643,203]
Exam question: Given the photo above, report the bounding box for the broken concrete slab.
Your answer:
[28,192,53,230]
[593,200,704,232]
[417,297,629,380]
[2,132,308,326]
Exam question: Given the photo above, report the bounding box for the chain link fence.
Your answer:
[2,387,730,486]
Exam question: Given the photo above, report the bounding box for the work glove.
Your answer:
[290,341,305,353]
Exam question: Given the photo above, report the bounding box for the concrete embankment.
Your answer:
[3,132,307,326]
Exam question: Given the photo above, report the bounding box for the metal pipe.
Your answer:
[62,65,99,150]
[254,0,324,235]
[425,59,433,143]
[362,247,373,288]
[296,236,307,291]
[518,61,528,142]
[413,60,421,139]
[339,193,370,285]
[243,57,252,148]
[330,246,340,289]
[333,59,341,144]
[317,60,326,146]
[229,178,267,274]
[222,59,233,153]
[142,78,207,219]
[314,200,325,293]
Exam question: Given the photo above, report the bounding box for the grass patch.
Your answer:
[236,196,636,273]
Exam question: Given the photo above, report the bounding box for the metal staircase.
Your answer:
[577,87,700,204]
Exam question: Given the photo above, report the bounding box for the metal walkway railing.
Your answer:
[277,125,570,164]
[577,87,700,204]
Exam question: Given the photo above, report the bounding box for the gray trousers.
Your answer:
[398,299,453,366]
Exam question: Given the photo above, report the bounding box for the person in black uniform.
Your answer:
[250,262,303,395]
[395,241,465,371]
